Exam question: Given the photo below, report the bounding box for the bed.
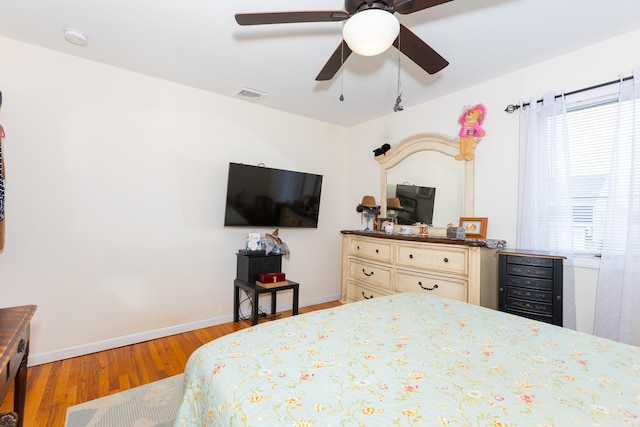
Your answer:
[174,293,640,426]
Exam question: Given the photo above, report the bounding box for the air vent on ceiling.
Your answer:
[235,87,267,100]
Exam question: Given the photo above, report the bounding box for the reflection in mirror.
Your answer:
[377,132,474,228]
[387,151,464,226]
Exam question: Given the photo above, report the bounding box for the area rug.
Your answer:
[65,374,184,427]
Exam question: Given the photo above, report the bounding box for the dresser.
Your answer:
[0,305,37,427]
[498,250,564,326]
[341,231,499,308]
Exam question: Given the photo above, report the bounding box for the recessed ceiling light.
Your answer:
[63,27,88,47]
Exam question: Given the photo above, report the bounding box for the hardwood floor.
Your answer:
[0,300,341,427]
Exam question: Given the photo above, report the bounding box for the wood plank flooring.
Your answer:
[0,300,341,426]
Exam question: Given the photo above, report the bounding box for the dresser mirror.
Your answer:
[376,132,474,226]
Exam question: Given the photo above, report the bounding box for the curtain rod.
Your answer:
[504,75,634,113]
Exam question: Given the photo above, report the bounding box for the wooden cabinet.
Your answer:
[0,305,37,427]
[341,231,499,308]
[498,250,564,326]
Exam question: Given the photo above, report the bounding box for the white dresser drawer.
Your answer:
[348,237,393,263]
[347,281,392,302]
[347,259,392,290]
[341,232,498,308]
[396,243,468,275]
[395,271,467,302]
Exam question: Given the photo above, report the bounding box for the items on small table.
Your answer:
[256,272,286,288]
[235,250,299,325]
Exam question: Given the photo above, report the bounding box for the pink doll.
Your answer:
[456,104,486,160]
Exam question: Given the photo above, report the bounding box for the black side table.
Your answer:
[234,279,299,326]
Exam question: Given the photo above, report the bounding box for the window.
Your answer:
[547,89,639,256]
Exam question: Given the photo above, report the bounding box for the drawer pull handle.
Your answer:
[362,291,374,299]
[418,282,439,291]
[362,269,374,277]
[443,258,449,263]
[357,245,360,250]
[375,249,379,253]
[409,254,414,259]
[18,339,26,353]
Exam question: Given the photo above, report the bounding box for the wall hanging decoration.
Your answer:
[456,103,486,161]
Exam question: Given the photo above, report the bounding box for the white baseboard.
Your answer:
[28,294,341,366]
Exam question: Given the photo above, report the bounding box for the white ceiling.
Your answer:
[1,0,639,127]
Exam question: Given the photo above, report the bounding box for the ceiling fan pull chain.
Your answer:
[339,43,345,102]
[394,33,403,112]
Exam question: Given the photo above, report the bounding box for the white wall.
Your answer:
[345,28,640,334]
[2,28,638,364]
[0,37,349,364]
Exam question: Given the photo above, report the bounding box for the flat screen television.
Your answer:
[395,184,436,226]
[224,163,323,228]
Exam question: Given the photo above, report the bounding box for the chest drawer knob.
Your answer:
[18,339,26,353]
[418,282,439,291]
[443,258,449,263]
[409,254,414,259]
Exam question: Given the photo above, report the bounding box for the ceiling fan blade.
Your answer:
[235,10,349,25]
[316,41,353,81]
[395,24,448,74]
[395,0,453,14]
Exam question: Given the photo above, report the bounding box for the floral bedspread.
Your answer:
[174,293,640,426]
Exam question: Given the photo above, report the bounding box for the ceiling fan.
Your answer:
[235,0,452,81]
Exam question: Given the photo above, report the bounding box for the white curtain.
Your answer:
[517,92,577,330]
[594,70,640,346]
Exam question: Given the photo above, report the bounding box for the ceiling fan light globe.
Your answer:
[342,9,399,56]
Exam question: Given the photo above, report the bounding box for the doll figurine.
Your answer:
[456,104,486,160]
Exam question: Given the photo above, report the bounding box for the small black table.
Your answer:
[233,279,299,326]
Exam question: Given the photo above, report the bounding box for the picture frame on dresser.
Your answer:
[459,217,488,239]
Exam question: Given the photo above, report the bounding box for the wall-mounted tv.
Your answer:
[395,184,436,226]
[224,163,323,228]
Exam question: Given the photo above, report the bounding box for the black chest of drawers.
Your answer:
[498,250,564,326]
[236,252,282,284]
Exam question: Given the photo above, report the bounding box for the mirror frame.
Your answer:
[376,132,474,221]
